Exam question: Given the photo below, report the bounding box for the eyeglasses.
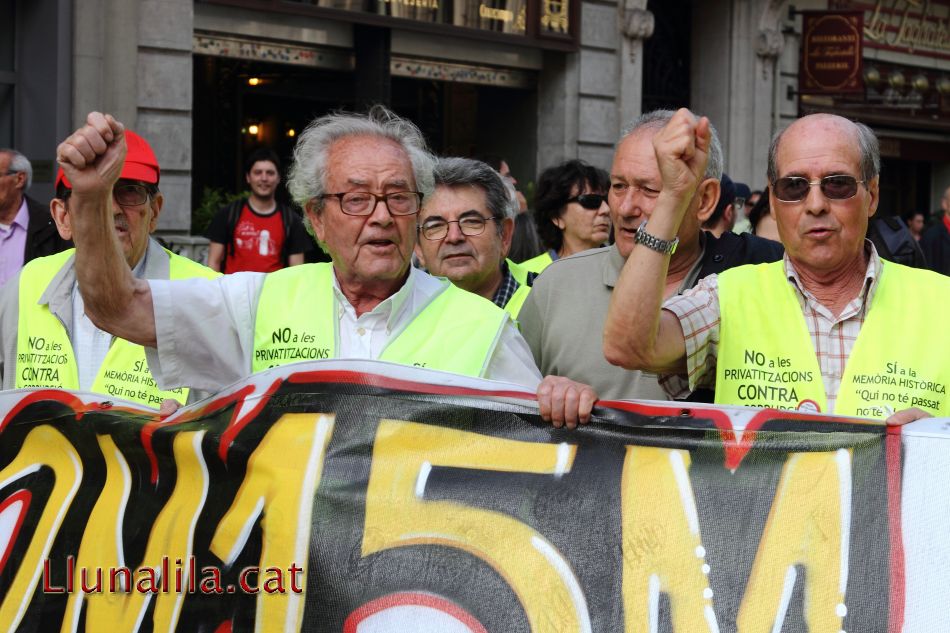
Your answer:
[320,191,423,216]
[772,175,865,202]
[566,193,607,210]
[2,170,19,177]
[113,183,153,207]
[419,215,496,241]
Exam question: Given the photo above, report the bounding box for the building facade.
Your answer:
[3,0,948,247]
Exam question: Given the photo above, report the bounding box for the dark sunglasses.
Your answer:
[773,175,865,202]
[567,193,607,210]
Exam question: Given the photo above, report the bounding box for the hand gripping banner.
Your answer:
[0,360,948,632]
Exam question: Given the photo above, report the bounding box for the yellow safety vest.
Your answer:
[16,248,219,407]
[520,251,553,275]
[716,260,950,419]
[504,284,531,319]
[252,263,510,377]
[508,259,530,286]
[504,259,531,319]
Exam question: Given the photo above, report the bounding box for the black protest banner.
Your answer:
[0,362,940,632]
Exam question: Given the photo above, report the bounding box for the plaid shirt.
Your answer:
[660,243,882,411]
[491,261,521,310]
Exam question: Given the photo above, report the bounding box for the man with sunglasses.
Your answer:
[519,110,781,414]
[56,110,571,415]
[604,110,950,424]
[0,130,218,410]
[415,157,532,317]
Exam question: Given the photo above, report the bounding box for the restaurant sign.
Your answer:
[800,11,865,94]
[831,0,950,59]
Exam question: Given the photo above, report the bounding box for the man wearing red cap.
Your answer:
[0,129,218,410]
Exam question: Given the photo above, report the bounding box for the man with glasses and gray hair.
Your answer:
[0,149,72,287]
[415,157,532,317]
[0,130,217,410]
[55,109,571,407]
[604,110,950,425]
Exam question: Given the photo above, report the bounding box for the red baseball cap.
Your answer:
[56,129,160,189]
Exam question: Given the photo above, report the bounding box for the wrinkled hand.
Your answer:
[56,112,126,197]
[885,407,931,427]
[159,398,182,419]
[537,375,598,430]
[652,108,711,201]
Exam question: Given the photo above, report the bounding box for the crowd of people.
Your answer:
[2,104,949,428]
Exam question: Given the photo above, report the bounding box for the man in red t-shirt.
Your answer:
[206,149,312,273]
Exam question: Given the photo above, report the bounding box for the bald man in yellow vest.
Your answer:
[603,109,950,425]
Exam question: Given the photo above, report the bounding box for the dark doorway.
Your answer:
[390,76,538,188]
[192,54,356,215]
[879,157,932,221]
[193,55,538,217]
[642,0,692,112]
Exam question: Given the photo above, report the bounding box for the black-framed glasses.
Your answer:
[320,191,423,216]
[566,193,607,210]
[419,215,496,240]
[773,175,865,202]
[113,183,153,207]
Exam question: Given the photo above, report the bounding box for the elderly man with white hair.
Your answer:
[53,106,561,398]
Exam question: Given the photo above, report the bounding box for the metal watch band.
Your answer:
[634,220,679,255]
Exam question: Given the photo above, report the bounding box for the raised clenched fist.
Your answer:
[56,112,127,197]
[651,108,711,201]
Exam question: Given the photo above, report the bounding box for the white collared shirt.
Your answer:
[148,265,541,393]
[72,251,149,389]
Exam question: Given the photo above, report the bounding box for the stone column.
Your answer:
[751,9,785,188]
[73,0,139,126]
[136,0,194,235]
[617,0,652,130]
[72,0,194,237]
[690,0,787,189]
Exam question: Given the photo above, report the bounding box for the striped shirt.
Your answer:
[491,261,521,310]
[660,243,882,411]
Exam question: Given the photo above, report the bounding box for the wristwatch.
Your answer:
[634,220,679,255]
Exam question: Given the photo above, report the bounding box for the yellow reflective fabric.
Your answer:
[520,251,553,275]
[17,250,79,390]
[504,283,531,319]
[253,263,509,377]
[507,258,530,286]
[252,264,337,374]
[17,249,218,407]
[716,261,950,419]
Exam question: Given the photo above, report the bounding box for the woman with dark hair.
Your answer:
[520,159,611,273]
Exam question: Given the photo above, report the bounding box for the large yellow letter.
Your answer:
[210,413,334,633]
[0,426,82,631]
[621,446,718,631]
[736,450,850,632]
[61,431,209,633]
[362,419,589,633]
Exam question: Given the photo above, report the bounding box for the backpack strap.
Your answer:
[278,201,295,266]
[224,198,246,260]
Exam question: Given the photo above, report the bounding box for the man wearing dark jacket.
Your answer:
[0,149,71,286]
[519,110,783,403]
[920,186,950,276]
